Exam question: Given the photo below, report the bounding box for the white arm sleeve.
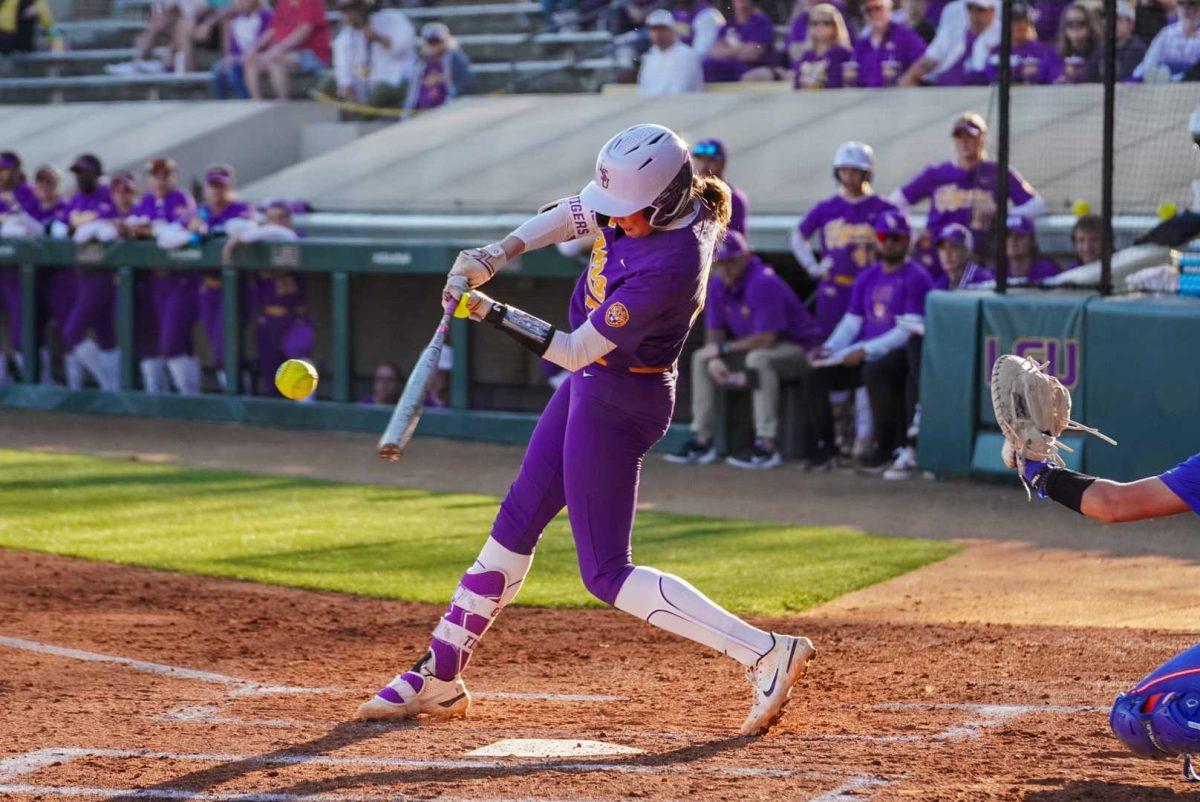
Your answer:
[861,324,913,360]
[236,222,299,242]
[691,8,724,58]
[887,188,911,209]
[542,319,616,373]
[510,195,601,252]
[1010,193,1046,219]
[824,313,863,352]
[789,226,822,275]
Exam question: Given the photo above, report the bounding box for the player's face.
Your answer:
[877,232,909,261]
[35,173,59,201]
[204,181,233,206]
[953,131,983,165]
[112,182,136,211]
[1073,228,1101,263]
[74,168,99,193]
[835,167,868,194]
[612,209,654,238]
[938,241,968,273]
[1006,231,1034,259]
[149,170,175,196]
[713,254,750,286]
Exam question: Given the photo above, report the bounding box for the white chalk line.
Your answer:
[0,749,69,780]
[808,774,890,802]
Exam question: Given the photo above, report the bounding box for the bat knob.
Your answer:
[378,444,403,462]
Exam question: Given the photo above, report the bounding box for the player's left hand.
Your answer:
[842,348,866,366]
[448,243,507,291]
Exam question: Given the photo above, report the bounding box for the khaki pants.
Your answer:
[690,341,809,442]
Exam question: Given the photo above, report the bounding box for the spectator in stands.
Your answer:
[362,361,404,405]
[1134,0,1200,79]
[329,0,414,107]
[1056,2,1101,82]
[668,231,823,469]
[790,3,855,88]
[971,0,1061,84]
[1136,0,1178,44]
[638,8,704,95]
[804,210,932,474]
[403,22,472,113]
[671,0,726,58]
[250,204,314,397]
[702,0,776,82]
[889,112,1045,264]
[1086,1,1147,81]
[0,0,62,54]
[899,0,998,86]
[107,0,211,74]
[792,142,897,337]
[932,223,994,288]
[211,0,271,98]
[855,0,927,87]
[692,138,749,236]
[609,0,656,79]
[1005,215,1060,284]
[778,0,847,72]
[1066,213,1103,268]
[895,0,938,42]
[243,0,331,100]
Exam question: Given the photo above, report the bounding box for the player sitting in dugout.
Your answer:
[668,230,823,470]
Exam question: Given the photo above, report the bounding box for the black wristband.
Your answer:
[484,302,556,357]
[1041,467,1097,514]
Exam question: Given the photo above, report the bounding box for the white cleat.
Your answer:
[356,653,471,721]
[740,634,816,736]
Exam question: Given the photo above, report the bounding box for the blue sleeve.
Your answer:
[1159,452,1200,515]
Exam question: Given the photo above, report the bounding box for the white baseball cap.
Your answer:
[646,8,674,27]
[966,0,995,9]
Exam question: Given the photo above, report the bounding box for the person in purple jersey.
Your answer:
[691,139,748,236]
[855,0,927,87]
[970,1,1062,84]
[899,0,998,85]
[889,112,1045,264]
[357,124,816,735]
[702,0,776,81]
[803,209,932,474]
[1032,0,1064,41]
[791,3,856,88]
[0,151,40,220]
[931,224,993,289]
[668,230,822,469]
[775,0,847,74]
[128,157,202,395]
[248,202,314,396]
[1004,215,1061,285]
[192,164,256,383]
[671,0,725,57]
[792,142,897,337]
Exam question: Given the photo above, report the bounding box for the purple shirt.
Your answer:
[67,186,117,228]
[798,193,899,335]
[200,200,256,233]
[570,206,720,372]
[415,56,450,110]
[729,184,748,235]
[931,261,995,289]
[252,270,308,315]
[671,1,713,45]
[973,40,1063,84]
[1033,1,1064,43]
[783,0,847,66]
[1010,256,1061,285]
[848,260,933,341]
[129,188,197,226]
[794,45,854,88]
[899,159,1037,248]
[934,28,982,86]
[854,22,926,87]
[717,11,775,66]
[0,182,41,217]
[704,257,822,347]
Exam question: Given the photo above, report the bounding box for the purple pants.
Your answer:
[152,272,200,358]
[62,269,116,350]
[491,366,674,605]
[199,277,224,368]
[254,313,314,389]
[0,267,18,350]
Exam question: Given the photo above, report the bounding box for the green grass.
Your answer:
[0,449,958,616]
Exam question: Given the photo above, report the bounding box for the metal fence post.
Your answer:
[116,266,136,390]
[18,263,37,383]
[221,267,241,394]
[993,0,1012,294]
[332,270,351,403]
[1100,0,1117,296]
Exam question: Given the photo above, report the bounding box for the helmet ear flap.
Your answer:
[646,161,694,228]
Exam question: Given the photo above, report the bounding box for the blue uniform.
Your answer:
[1159,452,1200,514]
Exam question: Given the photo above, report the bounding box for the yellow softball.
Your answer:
[1071,199,1092,218]
[275,359,319,400]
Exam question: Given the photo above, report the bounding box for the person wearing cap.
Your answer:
[638,8,704,95]
[328,0,414,107]
[804,209,932,476]
[932,223,994,289]
[670,0,725,59]
[854,0,927,87]
[899,0,998,85]
[242,0,331,100]
[692,138,748,236]
[971,1,1062,84]
[1005,215,1061,285]
[193,165,257,382]
[889,112,1045,262]
[1133,0,1200,80]
[402,22,473,113]
[1085,1,1147,81]
[702,0,775,82]
[666,231,822,469]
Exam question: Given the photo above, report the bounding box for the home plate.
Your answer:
[467,739,644,758]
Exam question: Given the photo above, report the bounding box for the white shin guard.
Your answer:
[140,358,171,394]
[614,566,775,667]
[95,348,121,391]
[66,340,100,390]
[166,355,202,396]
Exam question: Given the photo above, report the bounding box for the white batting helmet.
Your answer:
[580,124,693,226]
[832,141,875,179]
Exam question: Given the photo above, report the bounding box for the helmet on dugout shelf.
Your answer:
[580,124,693,228]
[832,141,874,180]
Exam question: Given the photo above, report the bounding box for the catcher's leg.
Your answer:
[357,381,570,721]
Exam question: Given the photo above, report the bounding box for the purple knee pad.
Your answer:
[429,569,506,681]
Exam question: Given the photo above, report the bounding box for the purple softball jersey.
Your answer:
[251,270,313,389]
[854,21,927,87]
[931,261,995,290]
[1160,451,1200,515]
[66,187,117,229]
[728,184,748,236]
[782,0,848,66]
[899,160,1036,249]
[794,45,855,88]
[133,189,200,359]
[702,11,775,81]
[973,40,1063,84]
[705,257,823,346]
[1,182,41,217]
[198,200,257,367]
[488,206,720,606]
[1010,256,1061,285]
[798,193,898,335]
[847,259,933,341]
[128,188,197,226]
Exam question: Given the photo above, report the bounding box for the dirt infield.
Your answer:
[4,410,1200,800]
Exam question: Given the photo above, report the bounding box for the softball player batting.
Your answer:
[357,124,816,735]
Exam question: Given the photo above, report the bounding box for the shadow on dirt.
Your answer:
[1024,779,1199,800]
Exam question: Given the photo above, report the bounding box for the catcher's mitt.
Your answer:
[990,354,1117,499]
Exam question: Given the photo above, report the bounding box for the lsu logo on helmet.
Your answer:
[605,302,629,328]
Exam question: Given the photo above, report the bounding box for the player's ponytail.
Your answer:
[692,174,732,237]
